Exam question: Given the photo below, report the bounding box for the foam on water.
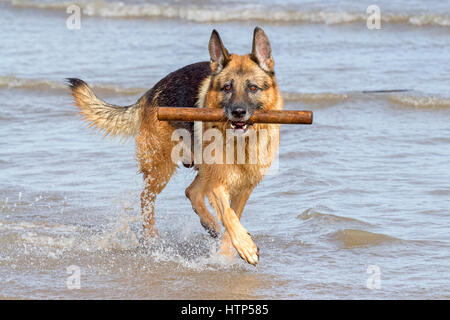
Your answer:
[0,213,249,273]
[3,0,450,27]
[389,94,450,109]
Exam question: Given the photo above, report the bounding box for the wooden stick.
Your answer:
[157,107,313,125]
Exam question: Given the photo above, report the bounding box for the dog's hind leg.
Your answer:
[207,185,259,265]
[140,167,174,238]
[185,174,221,237]
[136,116,177,239]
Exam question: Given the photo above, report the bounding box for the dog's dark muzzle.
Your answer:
[231,107,247,119]
[227,106,252,121]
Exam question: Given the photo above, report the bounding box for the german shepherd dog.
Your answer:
[67,27,282,265]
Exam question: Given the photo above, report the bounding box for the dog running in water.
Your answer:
[67,27,283,265]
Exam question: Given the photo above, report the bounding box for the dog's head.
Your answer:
[205,27,281,135]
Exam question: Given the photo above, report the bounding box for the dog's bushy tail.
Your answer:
[66,78,142,137]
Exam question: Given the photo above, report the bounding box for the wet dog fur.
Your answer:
[67,27,283,265]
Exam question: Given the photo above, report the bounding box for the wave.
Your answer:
[0,76,146,95]
[4,0,450,27]
[330,228,401,249]
[3,76,449,108]
[297,208,370,226]
[389,94,450,109]
[0,76,349,104]
[283,92,348,103]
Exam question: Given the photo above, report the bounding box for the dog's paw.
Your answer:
[230,228,259,266]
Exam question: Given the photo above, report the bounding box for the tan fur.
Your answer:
[68,79,142,138]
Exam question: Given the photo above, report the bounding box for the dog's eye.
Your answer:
[249,85,258,92]
[223,84,232,92]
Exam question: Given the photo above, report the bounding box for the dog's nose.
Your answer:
[231,107,247,119]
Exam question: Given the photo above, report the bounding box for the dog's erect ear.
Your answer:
[208,29,230,74]
[251,27,274,73]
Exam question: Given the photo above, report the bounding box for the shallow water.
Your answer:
[0,0,450,299]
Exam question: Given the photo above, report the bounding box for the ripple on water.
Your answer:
[297,208,372,227]
[295,209,403,249]
[329,228,402,249]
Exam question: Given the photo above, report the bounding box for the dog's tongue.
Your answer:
[232,122,247,135]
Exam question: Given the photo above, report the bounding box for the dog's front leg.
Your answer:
[208,185,259,265]
[220,186,255,257]
[185,174,221,237]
